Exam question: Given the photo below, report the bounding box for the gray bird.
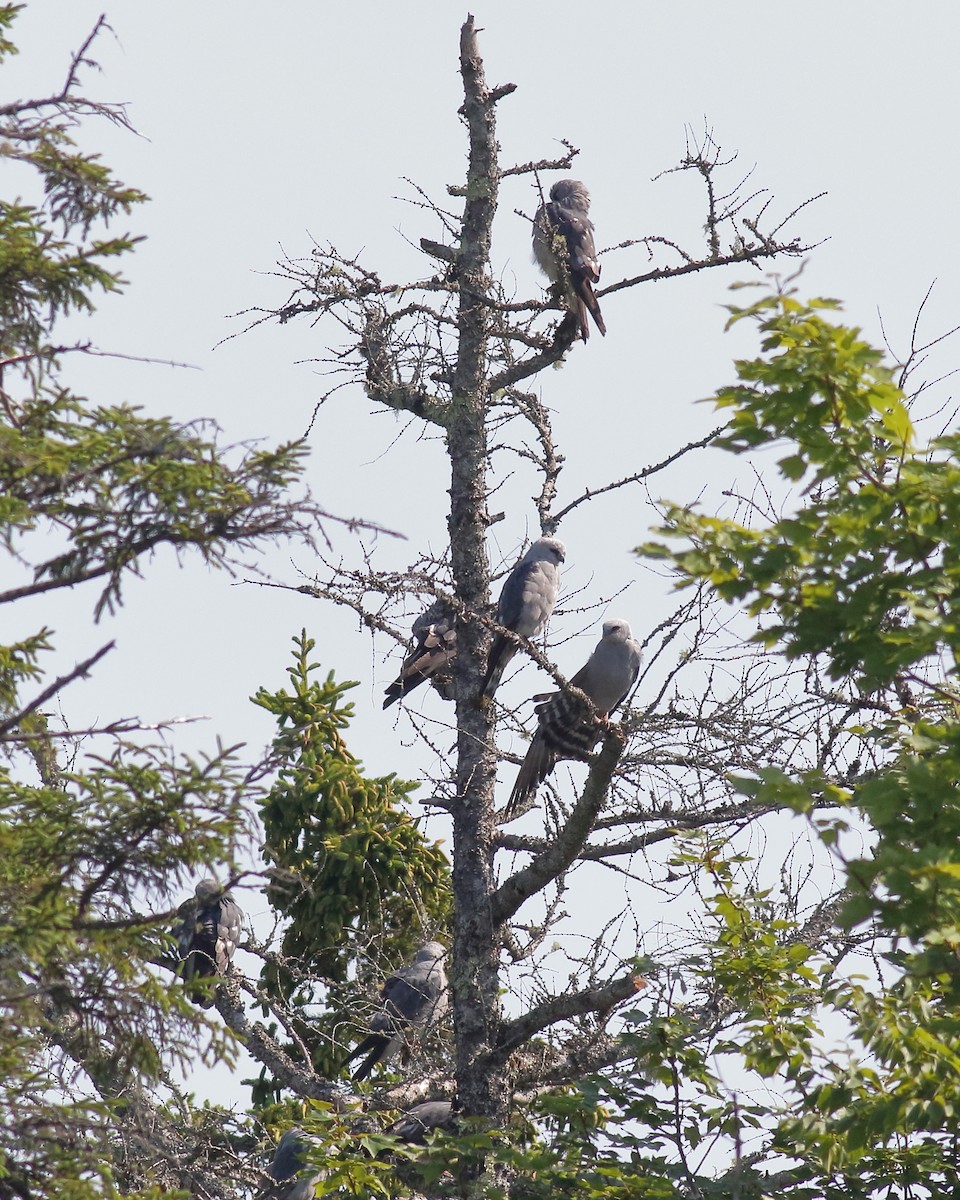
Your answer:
[343,942,448,1081]
[533,179,606,342]
[383,600,457,709]
[479,538,566,705]
[503,619,641,821]
[386,1099,460,1144]
[260,1128,321,1200]
[173,878,242,1008]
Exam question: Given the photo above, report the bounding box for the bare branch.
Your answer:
[0,642,114,736]
[494,970,645,1060]
[490,724,626,926]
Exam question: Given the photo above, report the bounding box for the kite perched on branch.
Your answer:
[383,600,457,709]
[343,941,448,1081]
[387,1099,460,1144]
[533,179,606,341]
[479,537,565,705]
[503,618,641,821]
[259,1128,321,1200]
[173,878,242,1007]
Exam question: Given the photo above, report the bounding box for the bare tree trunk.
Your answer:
[448,15,511,1127]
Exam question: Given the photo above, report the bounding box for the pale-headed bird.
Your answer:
[503,619,641,820]
[479,538,565,705]
[343,942,448,1081]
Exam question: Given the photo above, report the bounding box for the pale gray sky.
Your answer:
[9,1,960,1108]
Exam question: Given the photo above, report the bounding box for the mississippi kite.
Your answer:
[387,1099,460,1144]
[503,618,641,820]
[260,1128,321,1200]
[343,941,448,1081]
[173,878,242,1008]
[383,600,456,709]
[533,179,606,342]
[479,537,565,705]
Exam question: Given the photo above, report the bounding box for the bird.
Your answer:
[502,618,641,821]
[533,179,606,342]
[172,879,243,1008]
[479,538,565,705]
[259,1128,321,1200]
[386,1099,460,1144]
[343,942,448,1082]
[383,600,457,709]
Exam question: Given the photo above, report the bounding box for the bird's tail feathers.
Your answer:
[478,636,512,705]
[577,279,606,338]
[501,734,556,822]
[343,1033,393,1081]
[383,674,419,709]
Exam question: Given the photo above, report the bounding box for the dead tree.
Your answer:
[230,11,852,1182]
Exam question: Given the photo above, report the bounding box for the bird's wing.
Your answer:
[383,617,456,708]
[383,958,445,1025]
[481,552,561,701]
[172,900,197,960]
[534,199,605,340]
[269,1129,309,1182]
[573,633,641,716]
[502,627,639,820]
[388,1101,455,1143]
[215,896,243,973]
[552,204,600,284]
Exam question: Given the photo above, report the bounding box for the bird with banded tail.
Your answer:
[173,878,243,1008]
[479,537,565,706]
[533,179,606,342]
[343,941,448,1082]
[502,619,641,822]
[383,600,456,709]
[386,1099,460,1144]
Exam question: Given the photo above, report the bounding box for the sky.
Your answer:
[8,1,960,1110]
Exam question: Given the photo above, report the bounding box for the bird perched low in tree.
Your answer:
[479,538,565,705]
[259,1128,321,1200]
[502,618,641,821]
[386,1099,460,1144]
[533,179,606,342]
[173,878,242,1008]
[383,600,457,709]
[343,942,448,1082]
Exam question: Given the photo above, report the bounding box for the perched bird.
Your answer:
[173,879,242,1008]
[343,942,448,1082]
[479,538,566,705]
[533,179,606,342]
[387,1099,460,1144]
[503,618,641,821]
[383,600,457,709]
[260,1128,321,1200]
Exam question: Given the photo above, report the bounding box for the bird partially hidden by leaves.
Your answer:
[479,537,565,706]
[502,618,641,822]
[383,600,457,709]
[342,942,448,1081]
[258,1128,321,1200]
[387,1099,460,1144]
[172,878,242,1008]
[533,179,606,342]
